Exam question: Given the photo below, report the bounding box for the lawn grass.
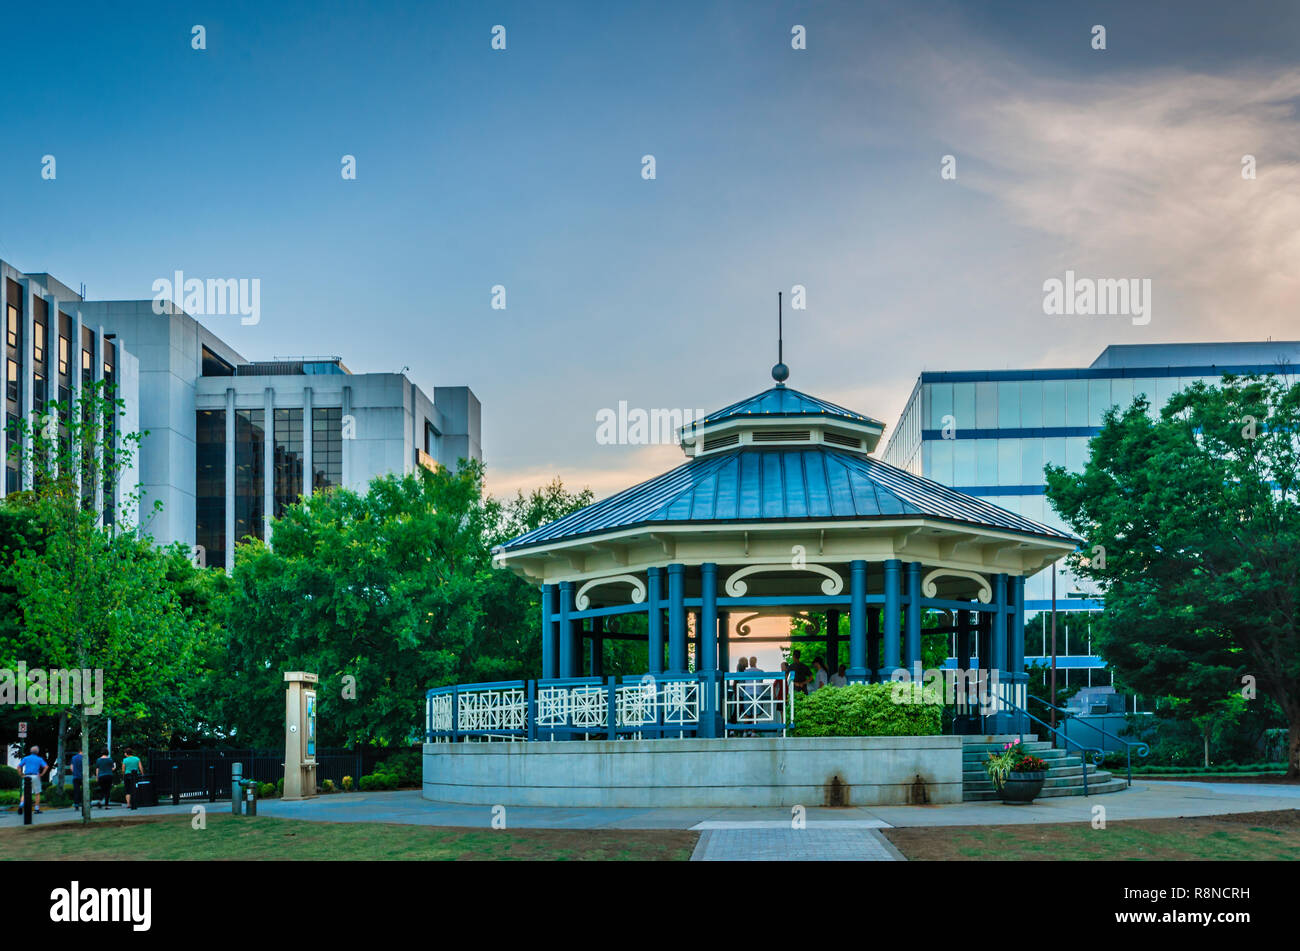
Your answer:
[0,814,697,861]
[884,809,1300,861]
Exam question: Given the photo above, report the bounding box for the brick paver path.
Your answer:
[691,826,903,861]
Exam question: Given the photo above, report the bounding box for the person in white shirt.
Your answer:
[830,663,848,687]
[811,657,829,692]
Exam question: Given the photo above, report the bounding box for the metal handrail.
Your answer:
[1029,693,1150,787]
[999,694,1104,797]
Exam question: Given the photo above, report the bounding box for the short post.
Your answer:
[208,764,216,803]
[171,765,180,806]
[22,776,33,825]
[231,762,243,815]
[245,781,257,816]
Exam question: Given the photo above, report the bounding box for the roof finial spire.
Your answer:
[772,291,789,386]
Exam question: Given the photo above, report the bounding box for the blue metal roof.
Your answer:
[691,386,884,429]
[499,446,1079,551]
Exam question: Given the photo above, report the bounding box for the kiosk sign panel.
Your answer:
[305,690,317,759]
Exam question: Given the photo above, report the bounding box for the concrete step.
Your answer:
[963,770,1115,793]
[962,778,1129,801]
[960,740,1053,753]
[964,763,1092,780]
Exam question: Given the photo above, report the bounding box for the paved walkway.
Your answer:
[5,780,1296,861]
[691,827,904,861]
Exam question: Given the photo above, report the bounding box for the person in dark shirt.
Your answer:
[94,750,116,809]
[790,650,813,694]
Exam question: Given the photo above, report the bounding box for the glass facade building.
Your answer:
[881,341,1300,682]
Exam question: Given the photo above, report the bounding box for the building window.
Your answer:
[195,410,226,569]
[274,408,304,517]
[234,408,265,546]
[312,407,341,491]
[101,341,116,526]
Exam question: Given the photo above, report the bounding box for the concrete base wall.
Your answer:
[423,736,962,807]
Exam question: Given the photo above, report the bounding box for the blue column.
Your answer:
[991,573,1008,672]
[700,563,719,736]
[990,573,1010,731]
[647,567,664,674]
[1011,576,1025,673]
[957,603,972,671]
[848,560,867,681]
[881,559,901,675]
[667,563,686,673]
[904,561,922,675]
[700,563,718,673]
[558,581,576,678]
[540,584,556,679]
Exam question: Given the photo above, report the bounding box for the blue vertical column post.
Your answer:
[558,581,576,678]
[1010,577,1025,673]
[1011,575,1026,731]
[667,563,687,674]
[990,572,1009,731]
[904,562,922,678]
[881,559,902,677]
[848,560,867,681]
[540,584,556,679]
[700,562,719,737]
[647,567,664,674]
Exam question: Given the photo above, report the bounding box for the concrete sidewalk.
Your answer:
[4,779,1295,834]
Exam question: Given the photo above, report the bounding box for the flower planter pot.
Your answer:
[999,770,1046,804]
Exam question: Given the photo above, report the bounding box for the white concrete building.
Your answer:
[1,259,481,571]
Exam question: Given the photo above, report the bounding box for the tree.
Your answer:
[220,464,595,748]
[1045,374,1300,777]
[2,383,206,819]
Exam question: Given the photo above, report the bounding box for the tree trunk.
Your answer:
[1203,727,1210,770]
[81,709,92,823]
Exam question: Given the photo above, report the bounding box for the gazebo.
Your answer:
[487,366,1078,735]
[423,361,1087,806]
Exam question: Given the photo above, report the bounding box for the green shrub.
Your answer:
[792,683,942,737]
[0,765,19,790]
[358,772,398,792]
[276,777,284,796]
[256,782,276,799]
[321,779,335,793]
[376,749,421,785]
[0,789,19,805]
[42,784,73,807]
[341,775,354,791]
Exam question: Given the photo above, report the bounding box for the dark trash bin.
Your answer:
[133,777,157,808]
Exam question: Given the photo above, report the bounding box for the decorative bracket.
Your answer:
[725,562,844,597]
[575,573,647,610]
[921,568,992,604]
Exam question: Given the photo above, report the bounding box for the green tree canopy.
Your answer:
[1045,374,1300,776]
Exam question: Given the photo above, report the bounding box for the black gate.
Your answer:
[145,748,389,801]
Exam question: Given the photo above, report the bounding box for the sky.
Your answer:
[3,0,1298,500]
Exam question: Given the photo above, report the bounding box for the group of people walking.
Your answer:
[15,744,145,812]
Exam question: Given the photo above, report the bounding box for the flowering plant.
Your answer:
[984,741,1047,788]
[1015,754,1049,773]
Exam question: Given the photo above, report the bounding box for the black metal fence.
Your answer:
[145,748,391,802]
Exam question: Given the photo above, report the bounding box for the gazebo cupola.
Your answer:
[679,382,887,459]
